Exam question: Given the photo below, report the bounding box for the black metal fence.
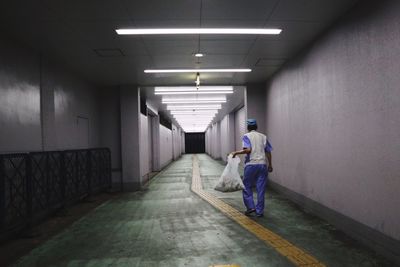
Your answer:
[0,148,111,239]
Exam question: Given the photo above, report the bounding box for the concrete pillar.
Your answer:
[120,85,141,191]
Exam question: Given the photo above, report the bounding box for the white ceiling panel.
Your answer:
[202,0,279,20]
[200,40,253,55]
[249,39,305,59]
[200,19,266,28]
[67,20,133,41]
[232,67,280,83]
[144,40,198,55]
[42,0,130,21]
[133,19,200,28]
[196,55,246,68]
[260,21,327,41]
[270,0,358,22]
[123,0,201,20]
[152,55,197,68]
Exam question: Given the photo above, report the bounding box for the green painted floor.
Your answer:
[13,154,393,267]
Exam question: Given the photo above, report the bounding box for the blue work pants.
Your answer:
[242,164,267,215]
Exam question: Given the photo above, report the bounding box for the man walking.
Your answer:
[231,119,273,217]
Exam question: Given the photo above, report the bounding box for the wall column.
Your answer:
[120,85,141,191]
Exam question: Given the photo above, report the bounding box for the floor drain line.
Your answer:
[191,155,326,267]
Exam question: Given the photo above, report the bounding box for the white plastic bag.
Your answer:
[214,155,245,192]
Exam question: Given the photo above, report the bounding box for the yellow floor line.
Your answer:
[192,155,326,267]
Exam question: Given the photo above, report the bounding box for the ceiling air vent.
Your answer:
[94,49,124,57]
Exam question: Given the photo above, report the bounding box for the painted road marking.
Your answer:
[192,155,326,267]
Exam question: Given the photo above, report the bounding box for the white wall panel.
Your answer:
[234,106,246,165]
[140,113,150,178]
[220,115,229,161]
[159,125,173,168]
[234,106,246,151]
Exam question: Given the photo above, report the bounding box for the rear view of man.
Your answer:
[231,119,273,217]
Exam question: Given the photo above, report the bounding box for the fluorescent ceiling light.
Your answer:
[165,100,225,104]
[155,91,233,95]
[181,121,211,127]
[170,110,218,115]
[146,69,251,73]
[176,120,213,123]
[163,97,226,101]
[116,28,282,35]
[174,114,215,117]
[156,86,233,92]
[167,104,221,109]
[168,106,221,110]
[194,53,204,57]
[174,115,214,118]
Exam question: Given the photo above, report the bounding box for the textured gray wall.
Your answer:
[246,83,266,134]
[265,0,400,240]
[0,34,101,153]
[0,37,41,153]
[49,64,101,150]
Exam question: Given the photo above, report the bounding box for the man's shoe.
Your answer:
[244,209,256,216]
[256,213,264,218]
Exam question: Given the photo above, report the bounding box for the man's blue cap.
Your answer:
[247,119,257,126]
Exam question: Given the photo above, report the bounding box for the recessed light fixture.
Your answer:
[145,69,251,73]
[163,96,226,101]
[167,106,221,110]
[116,28,282,35]
[155,86,233,92]
[155,91,233,95]
[167,104,221,109]
[163,100,226,104]
[155,86,234,95]
[170,110,218,115]
[194,53,204,57]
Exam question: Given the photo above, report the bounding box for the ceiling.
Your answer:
[0,0,359,87]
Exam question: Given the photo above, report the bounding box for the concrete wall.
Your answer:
[265,0,400,244]
[0,33,101,153]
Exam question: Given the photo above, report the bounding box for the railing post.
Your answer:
[45,153,50,208]
[0,156,5,229]
[108,149,112,191]
[75,151,79,198]
[87,150,92,197]
[60,152,66,207]
[26,154,33,228]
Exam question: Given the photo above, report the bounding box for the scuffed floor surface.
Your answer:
[12,154,394,267]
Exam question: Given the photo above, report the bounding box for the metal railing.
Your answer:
[0,148,111,240]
